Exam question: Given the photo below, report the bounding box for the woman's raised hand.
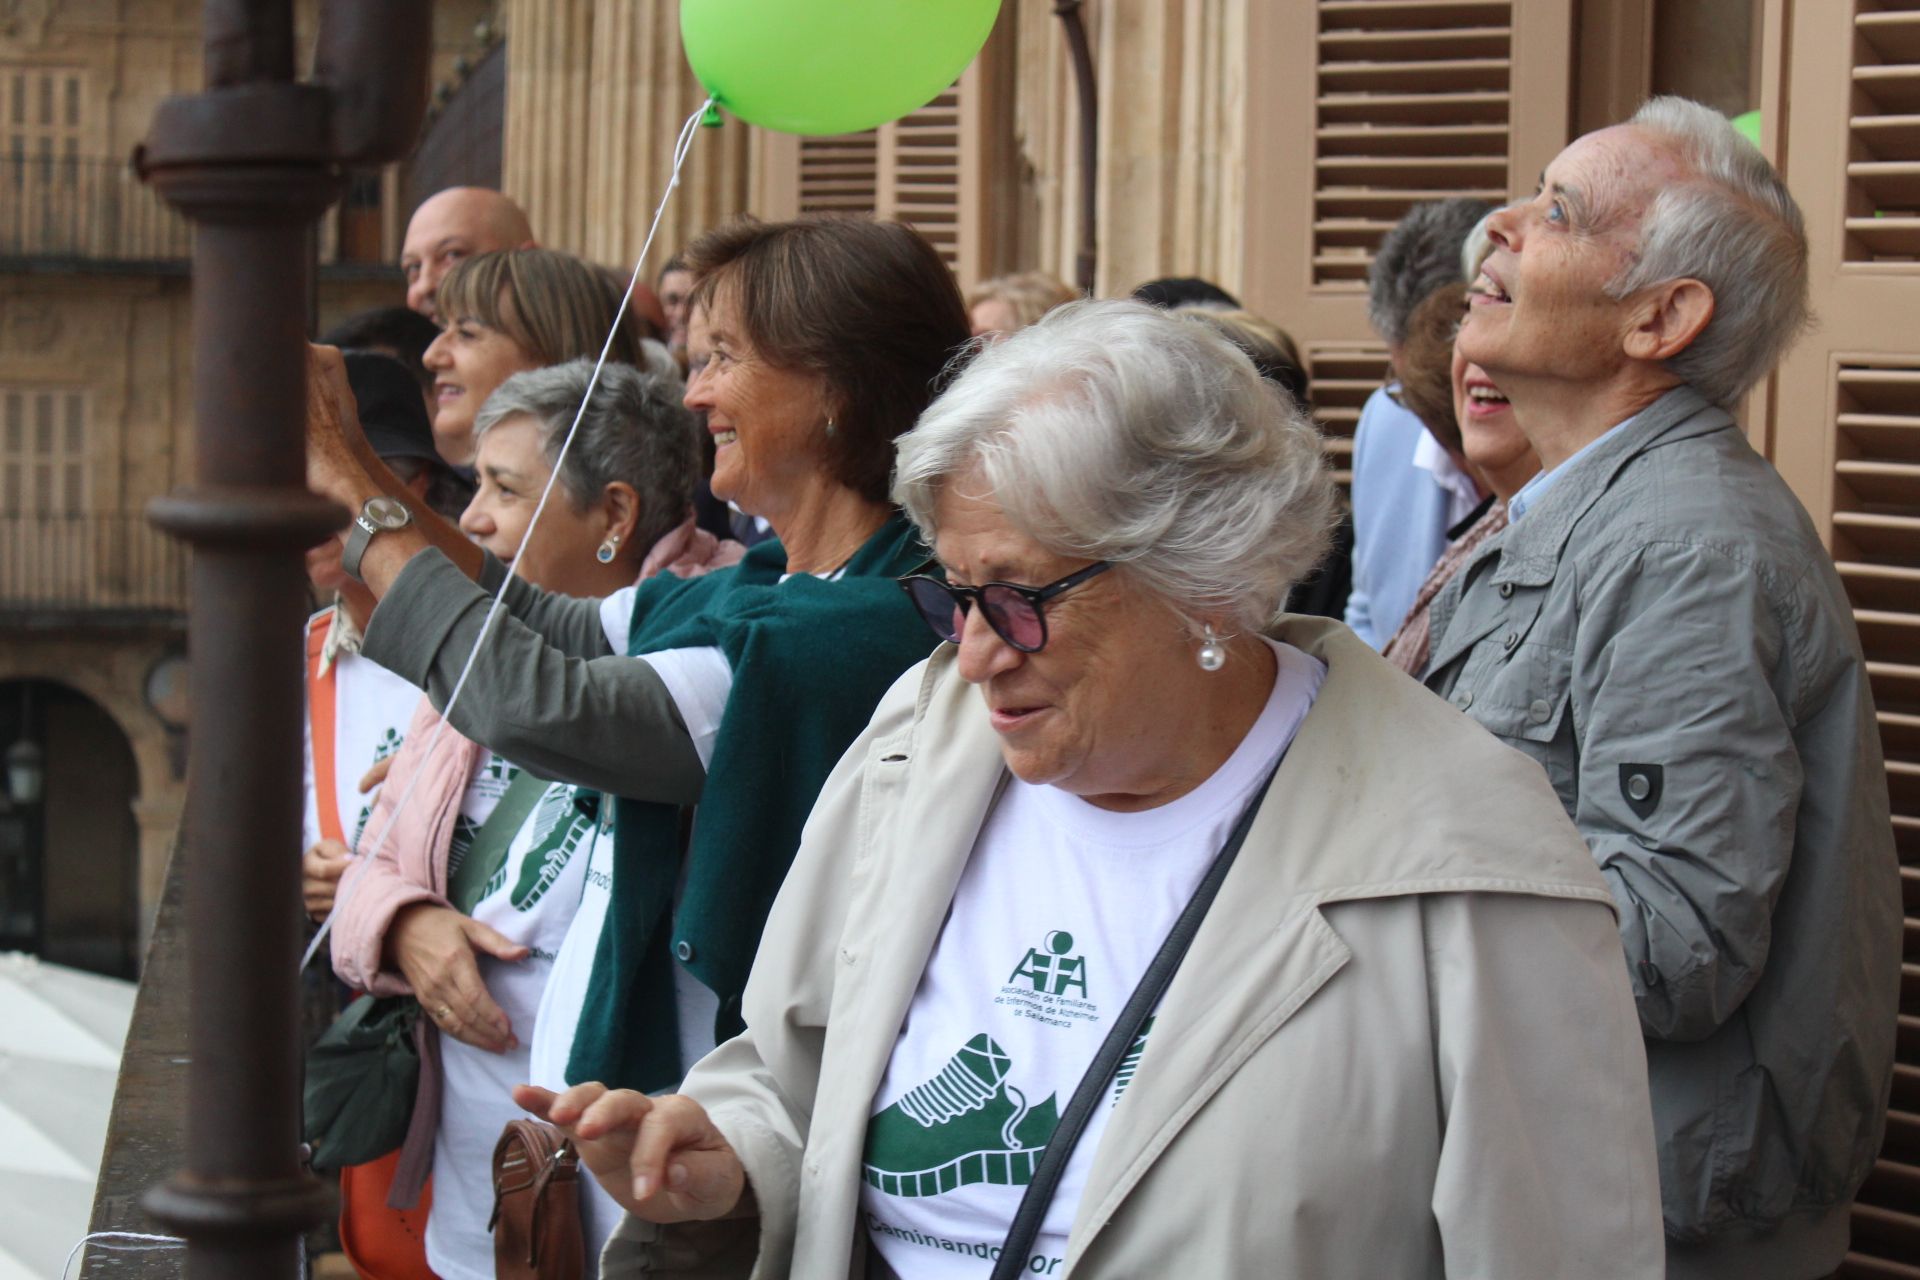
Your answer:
[512,1082,748,1223]
[387,901,528,1052]
[306,343,380,511]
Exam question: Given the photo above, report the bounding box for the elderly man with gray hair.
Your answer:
[1425,97,1899,1278]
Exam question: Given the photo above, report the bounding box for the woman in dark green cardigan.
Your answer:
[305,216,969,1116]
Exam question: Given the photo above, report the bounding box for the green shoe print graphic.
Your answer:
[863,1034,1059,1198]
[510,786,592,911]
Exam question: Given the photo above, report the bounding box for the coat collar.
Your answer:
[1473,384,1729,589]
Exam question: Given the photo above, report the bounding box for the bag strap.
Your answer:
[988,758,1283,1280]
[449,769,548,916]
[307,610,344,844]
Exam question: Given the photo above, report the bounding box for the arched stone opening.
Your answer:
[0,678,141,978]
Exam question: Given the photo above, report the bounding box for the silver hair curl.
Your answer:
[1607,96,1809,406]
[475,358,701,554]
[894,299,1337,634]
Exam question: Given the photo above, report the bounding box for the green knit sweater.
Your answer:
[567,512,936,1090]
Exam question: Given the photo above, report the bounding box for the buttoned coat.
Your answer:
[1424,386,1900,1271]
[601,619,1664,1279]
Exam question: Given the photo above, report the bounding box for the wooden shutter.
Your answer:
[1312,1,1516,289]
[1304,346,1393,487]
[750,52,1001,289]
[1770,3,1920,1271]
[1848,6,1920,265]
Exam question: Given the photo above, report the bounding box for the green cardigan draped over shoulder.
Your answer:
[567,511,937,1090]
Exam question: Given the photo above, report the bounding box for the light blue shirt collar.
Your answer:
[1507,410,1641,521]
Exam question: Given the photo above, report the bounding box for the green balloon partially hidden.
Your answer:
[681,0,1002,136]
[1730,110,1762,148]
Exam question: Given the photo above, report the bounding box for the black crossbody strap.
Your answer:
[987,758,1284,1280]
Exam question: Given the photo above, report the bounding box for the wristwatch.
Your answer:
[342,495,413,583]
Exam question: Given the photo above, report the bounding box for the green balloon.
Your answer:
[680,0,1003,136]
[1730,110,1762,148]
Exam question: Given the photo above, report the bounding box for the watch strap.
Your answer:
[341,511,376,584]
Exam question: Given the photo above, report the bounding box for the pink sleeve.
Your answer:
[328,695,472,995]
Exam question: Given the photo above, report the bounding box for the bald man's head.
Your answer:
[401,187,536,319]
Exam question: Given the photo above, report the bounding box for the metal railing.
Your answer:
[0,513,187,612]
[0,156,191,262]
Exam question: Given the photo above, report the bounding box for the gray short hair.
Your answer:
[1367,198,1492,346]
[894,300,1337,634]
[475,359,702,554]
[1608,97,1809,406]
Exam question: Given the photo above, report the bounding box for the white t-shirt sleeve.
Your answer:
[639,646,735,770]
[598,584,640,654]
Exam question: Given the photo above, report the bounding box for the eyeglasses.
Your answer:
[897,560,1112,653]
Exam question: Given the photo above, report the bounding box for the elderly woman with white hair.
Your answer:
[517,301,1663,1279]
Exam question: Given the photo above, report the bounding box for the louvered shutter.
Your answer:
[1770,5,1920,1271]
[1850,7,1920,265]
[750,54,999,288]
[1313,1,1516,288]
[1303,347,1393,487]
[797,133,879,216]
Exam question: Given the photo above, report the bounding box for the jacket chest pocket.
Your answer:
[1449,606,1578,809]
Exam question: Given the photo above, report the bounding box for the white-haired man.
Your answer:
[1425,97,1899,1277]
[400,186,536,320]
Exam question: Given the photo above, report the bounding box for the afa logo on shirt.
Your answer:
[1007,930,1087,997]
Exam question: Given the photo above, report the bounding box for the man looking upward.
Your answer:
[1426,97,1899,1278]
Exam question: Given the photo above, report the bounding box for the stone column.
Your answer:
[505,0,751,269]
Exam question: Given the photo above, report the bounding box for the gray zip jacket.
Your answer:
[1425,385,1899,1275]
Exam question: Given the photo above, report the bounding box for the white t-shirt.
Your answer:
[860,640,1324,1278]
[301,643,421,851]
[425,756,599,1280]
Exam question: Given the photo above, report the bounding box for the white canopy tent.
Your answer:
[0,953,136,1280]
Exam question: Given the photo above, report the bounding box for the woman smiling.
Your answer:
[424,247,662,467]
[306,215,971,1266]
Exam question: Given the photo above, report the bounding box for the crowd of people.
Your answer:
[297,96,1898,1280]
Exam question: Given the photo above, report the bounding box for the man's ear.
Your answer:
[1623,278,1714,363]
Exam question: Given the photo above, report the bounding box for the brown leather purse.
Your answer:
[489,1118,586,1280]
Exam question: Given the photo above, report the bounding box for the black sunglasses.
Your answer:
[897,560,1113,653]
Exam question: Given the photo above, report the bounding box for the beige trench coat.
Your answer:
[604,619,1664,1279]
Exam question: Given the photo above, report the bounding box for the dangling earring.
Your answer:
[824,418,837,438]
[595,535,619,564]
[1197,624,1227,672]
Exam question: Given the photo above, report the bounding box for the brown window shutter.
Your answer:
[1772,4,1920,1268]
[1313,2,1518,289]
[1304,345,1392,490]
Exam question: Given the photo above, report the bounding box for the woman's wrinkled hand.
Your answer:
[512,1082,748,1223]
[302,839,352,922]
[388,902,528,1052]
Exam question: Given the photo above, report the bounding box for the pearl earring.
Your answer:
[1197,624,1227,672]
[595,536,619,564]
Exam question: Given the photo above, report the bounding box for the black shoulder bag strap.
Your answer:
[987,758,1284,1280]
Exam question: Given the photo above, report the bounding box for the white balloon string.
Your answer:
[63,1231,186,1278]
[301,95,717,973]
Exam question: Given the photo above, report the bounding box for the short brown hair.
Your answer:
[437,248,646,368]
[684,216,971,504]
[1395,283,1468,457]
